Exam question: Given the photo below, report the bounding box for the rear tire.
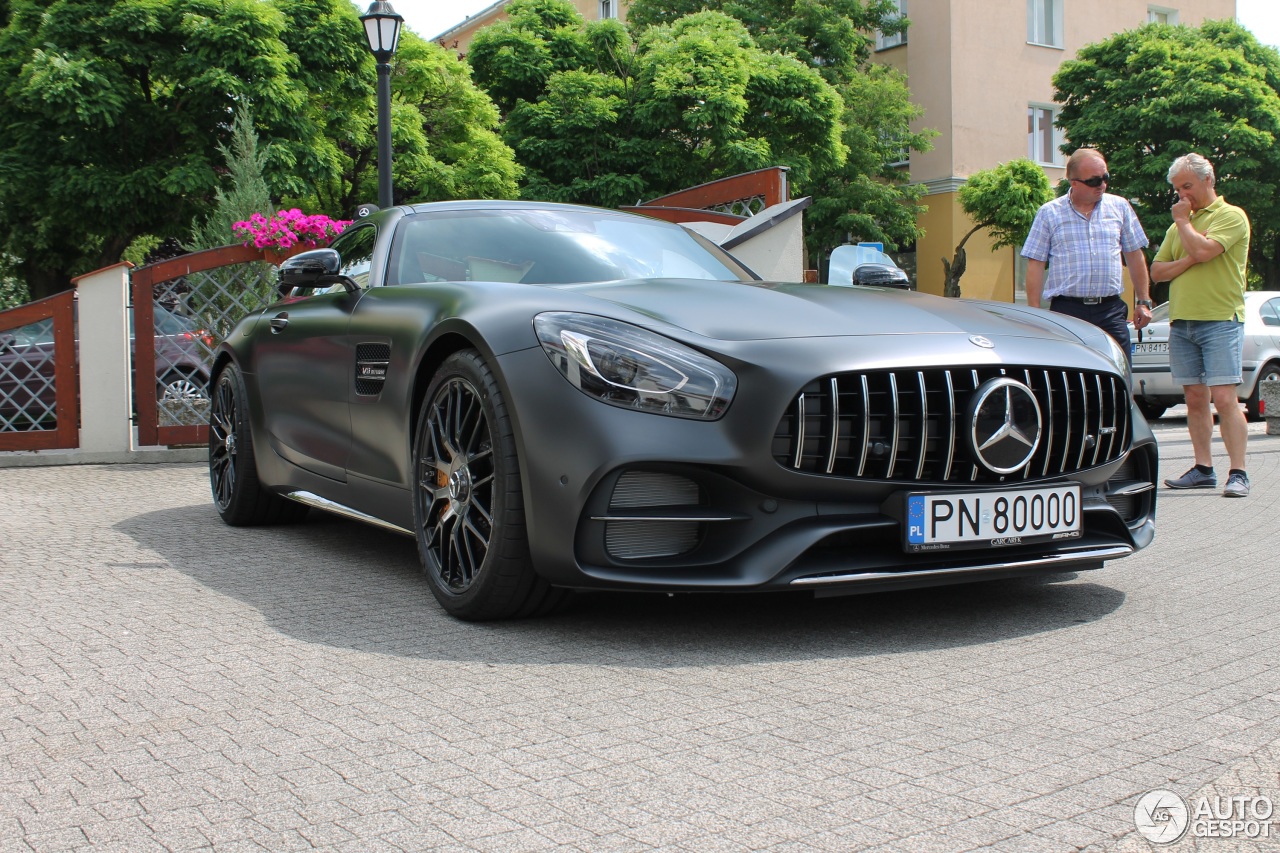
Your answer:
[412,350,568,620]
[1246,360,1280,422]
[208,363,308,526]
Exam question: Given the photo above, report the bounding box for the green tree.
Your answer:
[943,159,1053,297]
[469,0,850,217]
[0,0,520,302]
[189,105,273,252]
[0,0,315,301]
[1053,19,1280,285]
[623,0,932,262]
[272,0,521,215]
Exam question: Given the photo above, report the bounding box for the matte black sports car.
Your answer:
[209,200,1157,620]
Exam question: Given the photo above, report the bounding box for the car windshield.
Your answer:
[387,208,757,286]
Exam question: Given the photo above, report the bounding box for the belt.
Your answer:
[1051,294,1122,305]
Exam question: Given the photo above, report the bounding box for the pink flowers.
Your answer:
[232,209,352,251]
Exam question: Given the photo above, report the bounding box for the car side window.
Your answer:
[326,224,377,291]
[1260,299,1280,328]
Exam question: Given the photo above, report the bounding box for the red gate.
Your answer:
[0,290,79,451]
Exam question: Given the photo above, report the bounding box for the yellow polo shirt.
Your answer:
[1153,196,1250,321]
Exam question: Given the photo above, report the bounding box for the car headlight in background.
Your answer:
[534,312,736,419]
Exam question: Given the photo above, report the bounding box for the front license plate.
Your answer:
[1134,342,1168,355]
[905,485,1082,552]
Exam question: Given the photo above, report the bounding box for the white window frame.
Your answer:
[1027,0,1064,48]
[1147,6,1178,25]
[1028,104,1064,166]
[599,0,616,20]
[876,0,908,51]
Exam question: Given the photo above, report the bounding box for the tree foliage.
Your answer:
[469,0,930,268]
[1053,19,1280,284]
[942,159,1053,297]
[0,0,519,301]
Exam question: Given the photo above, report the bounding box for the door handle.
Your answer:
[269,313,289,333]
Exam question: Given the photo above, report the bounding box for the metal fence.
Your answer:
[0,291,78,451]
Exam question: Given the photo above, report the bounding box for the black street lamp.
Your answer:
[360,1,404,209]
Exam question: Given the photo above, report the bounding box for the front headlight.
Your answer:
[1104,332,1131,382]
[534,312,736,419]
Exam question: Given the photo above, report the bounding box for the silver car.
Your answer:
[1130,291,1280,420]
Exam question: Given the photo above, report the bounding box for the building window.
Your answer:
[880,130,910,167]
[876,0,907,51]
[599,0,616,19]
[1148,6,1178,25]
[1028,105,1063,165]
[1027,0,1063,48]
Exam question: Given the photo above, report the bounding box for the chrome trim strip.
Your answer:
[943,370,956,482]
[1076,371,1090,469]
[857,375,870,476]
[1107,482,1155,496]
[915,371,928,480]
[1060,370,1073,474]
[590,515,737,522]
[826,376,840,474]
[1041,369,1053,477]
[789,545,1134,587]
[793,392,806,469]
[284,491,413,536]
[1092,374,1105,466]
[886,372,900,478]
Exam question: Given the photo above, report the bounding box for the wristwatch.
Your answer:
[1135,299,1155,308]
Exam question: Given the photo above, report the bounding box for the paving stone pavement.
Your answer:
[1,419,1278,852]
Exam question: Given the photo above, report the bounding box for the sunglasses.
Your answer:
[1071,173,1110,188]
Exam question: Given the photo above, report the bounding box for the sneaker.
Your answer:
[1165,467,1217,489]
[1223,472,1251,498]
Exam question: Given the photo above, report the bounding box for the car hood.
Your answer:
[556,278,1091,345]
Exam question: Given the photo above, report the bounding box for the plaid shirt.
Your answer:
[1020,192,1148,300]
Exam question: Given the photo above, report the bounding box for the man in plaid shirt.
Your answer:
[1021,148,1154,361]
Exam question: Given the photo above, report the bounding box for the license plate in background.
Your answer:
[1134,342,1168,355]
[905,485,1081,551]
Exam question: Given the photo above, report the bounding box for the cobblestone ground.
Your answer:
[1,420,1278,852]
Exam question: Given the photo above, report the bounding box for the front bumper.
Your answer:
[497,342,1158,596]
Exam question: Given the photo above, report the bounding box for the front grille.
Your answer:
[773,366,1131,484]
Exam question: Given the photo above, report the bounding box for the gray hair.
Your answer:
[1168,153,1215,185]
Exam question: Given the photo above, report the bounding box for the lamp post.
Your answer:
[360,1,404,209]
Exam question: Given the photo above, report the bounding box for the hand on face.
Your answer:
[1171,198,1193,223]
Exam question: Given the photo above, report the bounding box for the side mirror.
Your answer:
[852,263,910,289]
[276,248,356,297]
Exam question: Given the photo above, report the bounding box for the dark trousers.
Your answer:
[1048,296,1131,363]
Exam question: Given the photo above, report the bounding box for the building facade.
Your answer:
[433,0,628,53]
[878,0,1235,299]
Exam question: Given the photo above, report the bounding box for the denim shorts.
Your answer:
[1169,319,1244,387]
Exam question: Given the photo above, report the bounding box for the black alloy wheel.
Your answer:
[208,363,307,526]
[413,350,565,620]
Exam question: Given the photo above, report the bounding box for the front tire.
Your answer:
[208,363,308,526]
[412,350,567,620]
[1135,398,1167,421]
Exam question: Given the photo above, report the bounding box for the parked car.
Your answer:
[1129,291,1280,420]
[827,244,911,288]
[208,200,1157,620]
[0,304,210,427]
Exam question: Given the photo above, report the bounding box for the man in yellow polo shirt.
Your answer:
[1151,153,1252,497]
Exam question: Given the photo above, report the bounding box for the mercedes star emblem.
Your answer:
[967,378,1042,474]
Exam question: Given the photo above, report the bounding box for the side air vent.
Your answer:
[773,366,1132,485]
[354,343,391,396]
[603,471,704,560]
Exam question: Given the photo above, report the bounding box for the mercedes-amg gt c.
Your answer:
[208,201,1157,620]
